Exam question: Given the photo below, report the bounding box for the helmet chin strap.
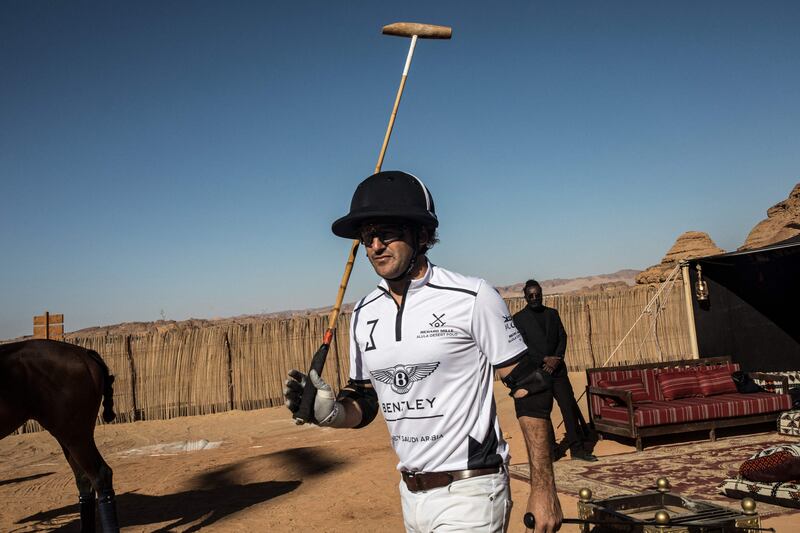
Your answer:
[384,226,421,283]
[385,249,418,283]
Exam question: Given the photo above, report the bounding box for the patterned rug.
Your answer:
[509,432,800,517]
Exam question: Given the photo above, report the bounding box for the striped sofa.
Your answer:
[586,357,793,451]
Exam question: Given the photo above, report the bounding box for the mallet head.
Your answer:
[382,22,452,39]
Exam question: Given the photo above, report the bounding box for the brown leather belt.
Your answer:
[401,466,501,493]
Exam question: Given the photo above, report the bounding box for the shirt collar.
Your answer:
[377,261,434,292]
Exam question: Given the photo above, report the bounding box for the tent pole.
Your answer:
[680,260,700,359]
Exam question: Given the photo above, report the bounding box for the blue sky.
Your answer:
[1,1,798,340]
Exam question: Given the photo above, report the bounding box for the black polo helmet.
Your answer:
[331,170,438,239]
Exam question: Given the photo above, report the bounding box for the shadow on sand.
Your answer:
[15,446,343,532]
[0,472,54,487]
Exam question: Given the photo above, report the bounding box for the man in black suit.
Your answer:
[512,279,598,462]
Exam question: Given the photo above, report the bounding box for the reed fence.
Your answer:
[15,282,691,433]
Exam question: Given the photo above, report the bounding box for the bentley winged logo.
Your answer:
[370,362,440,394]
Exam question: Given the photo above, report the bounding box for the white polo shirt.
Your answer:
[348,263,527,473]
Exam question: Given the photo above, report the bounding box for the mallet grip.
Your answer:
[382,22,452,39]
[294,340,331,424]
[523,513,535,529]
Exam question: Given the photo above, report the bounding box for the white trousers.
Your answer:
[399,470,512,533]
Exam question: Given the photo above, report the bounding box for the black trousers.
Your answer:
[551,372,584,453]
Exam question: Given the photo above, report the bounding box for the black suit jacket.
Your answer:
[512,305,567,375]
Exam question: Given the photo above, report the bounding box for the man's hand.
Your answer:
[542,356,562,375]
[283,369,340,425]
[525,486,562,533]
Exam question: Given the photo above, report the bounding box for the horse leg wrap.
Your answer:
[97,490,120,533]
[79,492,96,533]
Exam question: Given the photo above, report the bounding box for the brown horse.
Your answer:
[0,339,120,532]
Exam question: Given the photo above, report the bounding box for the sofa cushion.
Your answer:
[722,444,800,508]
[597,377,650,406]
[696,367,738,396]
[753,371,800,394]
[779,410,800,436]
[720,477,800,509]
[739,447,800,482]
[657,370,701,400]
[597,392,793,428]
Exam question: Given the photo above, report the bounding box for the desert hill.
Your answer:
[47,269,638,339]
[495,269,639,298]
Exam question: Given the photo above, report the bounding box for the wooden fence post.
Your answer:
[584,302,596,368]
[126,335,139,421]
[680,261,701,359]
[224,331,235,411]
[33,311,64,340]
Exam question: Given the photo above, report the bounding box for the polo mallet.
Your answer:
[294,22,452,424]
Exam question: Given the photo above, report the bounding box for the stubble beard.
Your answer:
[369,253,406,280]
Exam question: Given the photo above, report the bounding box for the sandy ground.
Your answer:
[1,373,795,532]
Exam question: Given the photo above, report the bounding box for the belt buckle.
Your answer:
[405,471,421,492]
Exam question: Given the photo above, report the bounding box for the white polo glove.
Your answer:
[284,369,345,427]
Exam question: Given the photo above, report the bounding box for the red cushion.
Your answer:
[696,367,738,396]
[739,451,800,482]
[657,370,701,400]
[597,377,649,406]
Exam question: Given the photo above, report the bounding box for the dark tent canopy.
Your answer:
[688,234,800,372]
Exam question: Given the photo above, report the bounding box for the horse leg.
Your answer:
[61,445,97,533]
[61,437,119,533]
[0,398,28,439]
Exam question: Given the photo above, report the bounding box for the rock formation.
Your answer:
[636,231,725,284]
[496,270,639,298]
[739,183,800,250]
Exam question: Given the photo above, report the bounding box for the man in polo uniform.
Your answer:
[284,171,562,533]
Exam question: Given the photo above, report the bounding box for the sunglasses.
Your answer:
[359,224,408,247]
